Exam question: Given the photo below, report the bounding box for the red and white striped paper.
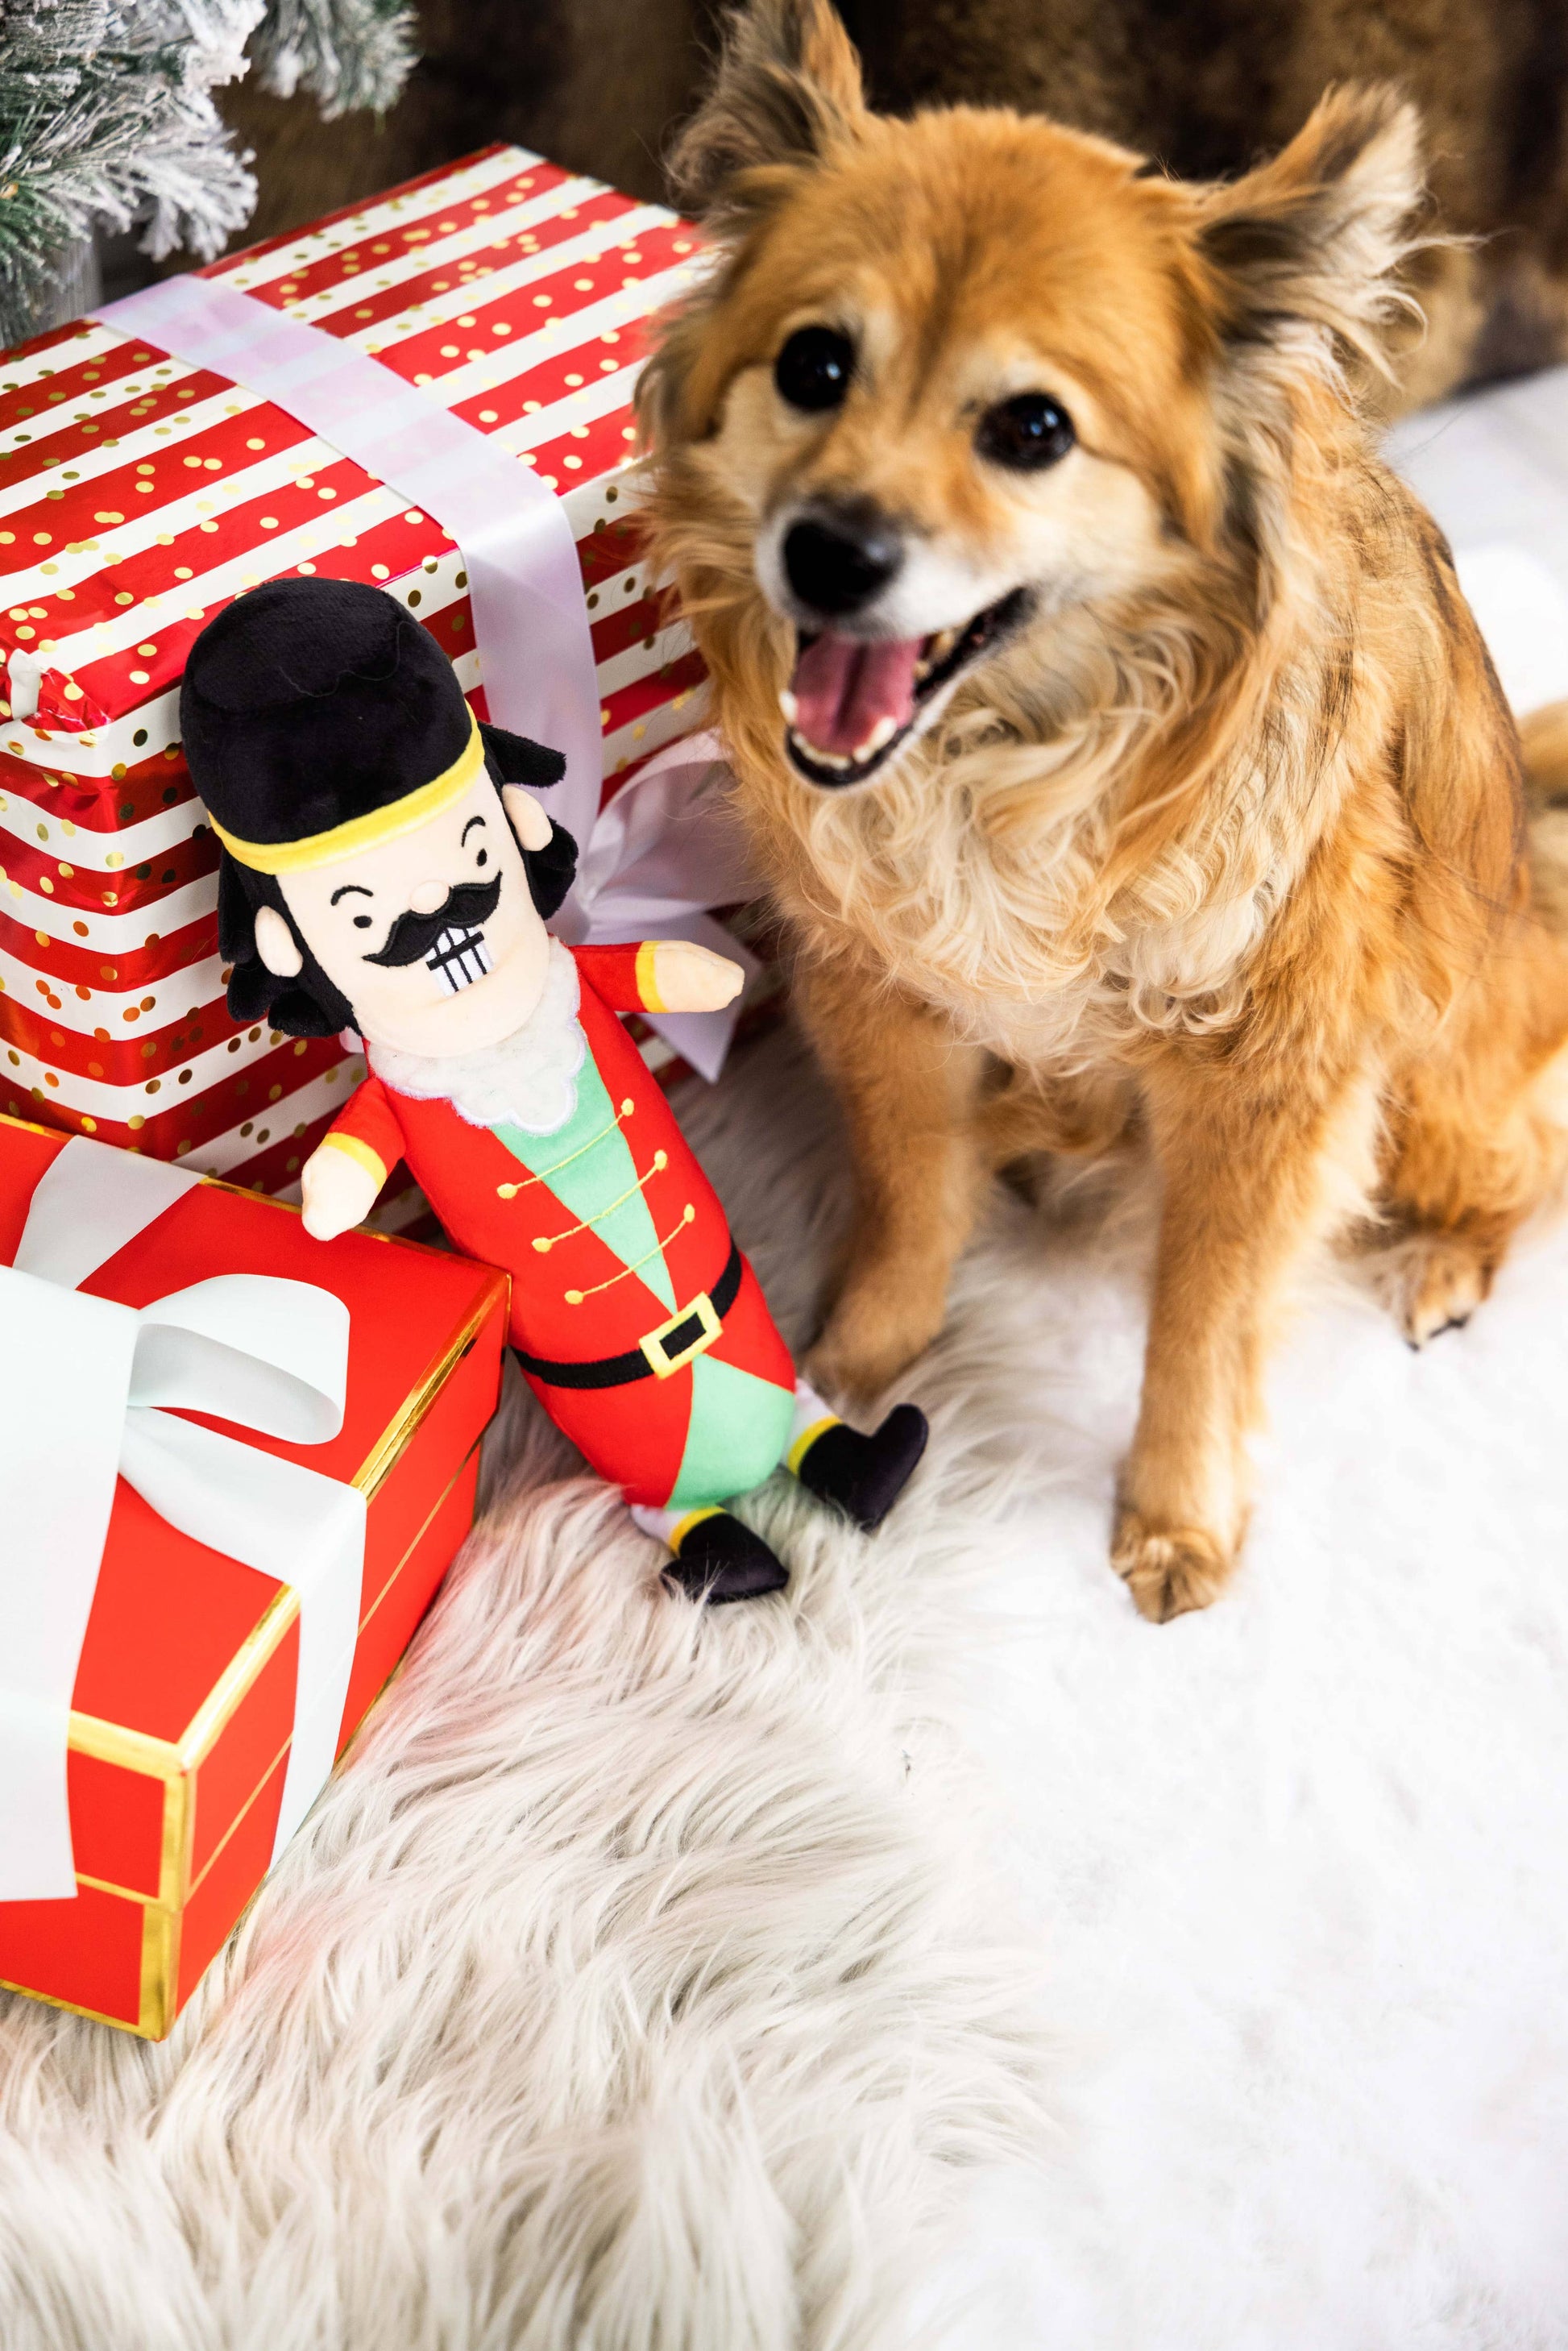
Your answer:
[0,145,708,1197]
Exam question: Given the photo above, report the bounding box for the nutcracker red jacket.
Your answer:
[316,941,795,1507]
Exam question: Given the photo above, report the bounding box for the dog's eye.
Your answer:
[352,915,373,929]
[976,393,1075,471]
[775,326,854,413]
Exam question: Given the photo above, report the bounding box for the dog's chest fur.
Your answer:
[758,690,1330,1077]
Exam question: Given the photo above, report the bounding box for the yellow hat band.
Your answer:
[209,711,486,875]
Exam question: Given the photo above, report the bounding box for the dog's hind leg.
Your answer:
[794,956,986,1404]
[1379,920,1568,1345]
[977,1064,1137,1171]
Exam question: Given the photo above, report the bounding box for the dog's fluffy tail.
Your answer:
[1522,701,1568,931]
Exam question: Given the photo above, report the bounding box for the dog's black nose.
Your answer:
[782,509,902,617]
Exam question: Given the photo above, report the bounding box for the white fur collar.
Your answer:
[367,940,587,1135]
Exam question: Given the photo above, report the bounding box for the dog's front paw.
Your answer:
[1111,1510,1234,1622]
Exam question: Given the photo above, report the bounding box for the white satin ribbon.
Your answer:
[95,275,606,855]
[92,278,764,1078]
[557,727,761,1078]
[0,1136,366,1902]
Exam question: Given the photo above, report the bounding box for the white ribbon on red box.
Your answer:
[93,276,756,1079]
[0,1135,367,1904]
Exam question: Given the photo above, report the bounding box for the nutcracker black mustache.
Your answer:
[363,875,504,968]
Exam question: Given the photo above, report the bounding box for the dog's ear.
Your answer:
[1197,85,1427,383]
[669,0,865,222]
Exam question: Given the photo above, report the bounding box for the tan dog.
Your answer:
[637,0,1568,1620]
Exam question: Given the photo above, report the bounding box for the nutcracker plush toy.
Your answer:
[182,579,927,1603]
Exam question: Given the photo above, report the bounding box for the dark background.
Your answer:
[212,0,1568,404]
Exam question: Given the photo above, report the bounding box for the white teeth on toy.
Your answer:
[778,687,799,723]
[851,715,898,761]
[790,728,851,771]
[427,926,492,995]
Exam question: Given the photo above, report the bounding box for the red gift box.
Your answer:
[0,1111,508,2037]
[0,144,711,1198]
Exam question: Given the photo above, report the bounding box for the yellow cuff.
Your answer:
[786,1415,840,1475]
[670,1505,722,1548]
[635,941,666,1014]
[317,1130,388,1188]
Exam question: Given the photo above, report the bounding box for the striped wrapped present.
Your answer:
[0,144,720,1202]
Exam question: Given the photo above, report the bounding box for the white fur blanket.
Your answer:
[6,1015,1568,2349]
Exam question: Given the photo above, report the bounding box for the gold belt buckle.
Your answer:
[639,1288,723,1379]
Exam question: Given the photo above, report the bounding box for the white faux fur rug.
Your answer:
[5,1017,1568,2349]
[900,1144,1568,2351]
[0,1027,1052,2351]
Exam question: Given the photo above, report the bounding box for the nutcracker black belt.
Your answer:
[514,1240,743,1389]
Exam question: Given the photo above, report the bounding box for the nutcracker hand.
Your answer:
[301,1143,382,1240]
[650,940,745,1013]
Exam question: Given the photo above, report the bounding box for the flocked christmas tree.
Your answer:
[0,0,417,346]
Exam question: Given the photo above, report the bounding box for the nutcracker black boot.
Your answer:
[633,1503,790,1604]
[786,1385,929,1533]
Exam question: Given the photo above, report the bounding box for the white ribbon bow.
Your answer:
[554,727,761,1079]
[0,1138,367,1904]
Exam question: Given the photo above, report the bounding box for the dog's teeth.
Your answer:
[778,687,799,724]
[916,625,960,683]
[852,715,898,761]
[790,728,850,771]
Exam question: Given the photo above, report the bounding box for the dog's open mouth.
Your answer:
[779,588,1030,788]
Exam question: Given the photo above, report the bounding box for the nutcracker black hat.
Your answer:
[183,577,579,1036]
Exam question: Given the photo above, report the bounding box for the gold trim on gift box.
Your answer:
[138,1901,181,2042]
[3,1440,483,2037]
[57,1721,193,1910]
[180,1436,483,1914]
[55,1252,498,1778]
[57,1249,492,1807]
[0,1962,164,2041]
[65,1712,182,1778]
[186,1730,293,1909]
[177,1587,298,1779]
[55,1311,493,1901]
[2,1110,500,2036]
[197,1157,505,1504]
[350,1294,497,1501]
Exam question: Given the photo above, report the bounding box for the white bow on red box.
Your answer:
[0,1136,366,1904]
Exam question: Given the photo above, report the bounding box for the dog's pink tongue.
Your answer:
[791,632,922,757]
